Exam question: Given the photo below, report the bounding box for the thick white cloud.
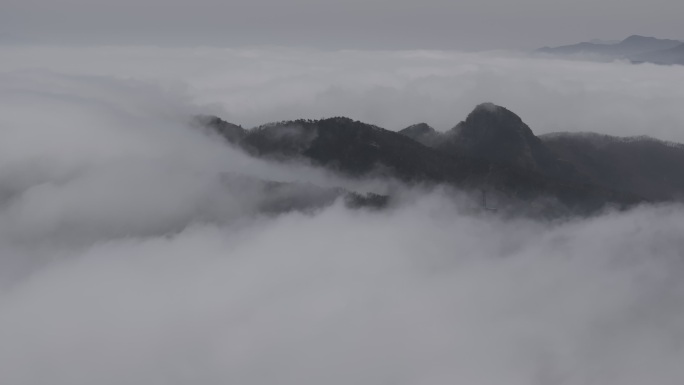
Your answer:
[3,46,684,142]
[0,69,384,277]
[2,193,684,384]
[1,47,684,384]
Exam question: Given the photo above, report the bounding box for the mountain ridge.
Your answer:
[540,132,684,200]
[198,103,684,213]
[537,35,684,65]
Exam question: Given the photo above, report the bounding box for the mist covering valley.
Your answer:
[2,45,684,384]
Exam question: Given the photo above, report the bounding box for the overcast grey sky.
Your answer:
[2,0,684,49]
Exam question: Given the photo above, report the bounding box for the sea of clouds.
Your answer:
[4,46,684,140]
[1,45,684,385]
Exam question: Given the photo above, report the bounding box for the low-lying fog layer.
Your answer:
[4,46,684,141]
[1,47,684,385]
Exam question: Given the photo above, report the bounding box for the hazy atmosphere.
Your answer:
[2,1,684,385]
[3,0,684,49]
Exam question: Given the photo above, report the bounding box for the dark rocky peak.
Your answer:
[441,103,582,181]
[444,103,539,160]
[398,123,444,147]
[454,103,535,139]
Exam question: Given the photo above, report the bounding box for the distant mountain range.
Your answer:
[537,35,684,65]
[198,103,684,215]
